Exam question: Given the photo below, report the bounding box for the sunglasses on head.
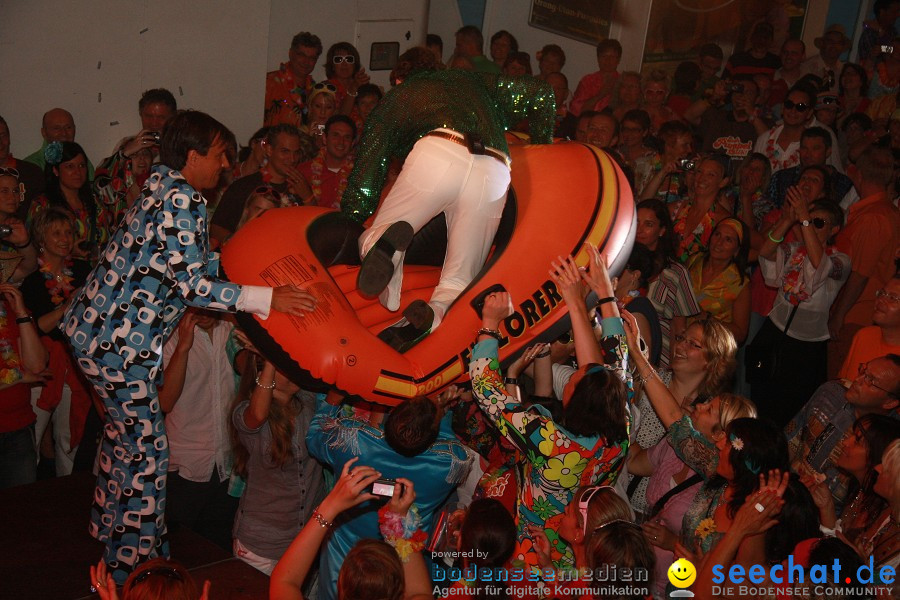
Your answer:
[314,82,337,92]
[578,485,616,537]
[0,167,19,180]
[783,99,810,112]
[333,55,355,64]
[132,566,183,585]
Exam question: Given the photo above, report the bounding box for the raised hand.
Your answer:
[549,254,587,305]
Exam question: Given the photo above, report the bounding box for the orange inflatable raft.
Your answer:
[221,142,635,405]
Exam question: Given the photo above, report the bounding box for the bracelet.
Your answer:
[504,377,519,386]
[312,509,334,529]
[535,349,551,358]
[477,328,502,341]
[596,296,616,307]
[15,315,32,325]
[767,231,785,244]
[637,367,659,385]
[254,375,276,389]
[347,91,358,97]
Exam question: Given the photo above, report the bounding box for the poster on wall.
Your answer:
[642,0,808,75]
[528,0,614,45]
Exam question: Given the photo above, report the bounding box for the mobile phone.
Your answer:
[371,478,397,497]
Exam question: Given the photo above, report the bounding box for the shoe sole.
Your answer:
[357,222,414,298]
[403,300,434,331]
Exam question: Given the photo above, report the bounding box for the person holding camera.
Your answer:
[306,388,473,600]
[639,119,694,204]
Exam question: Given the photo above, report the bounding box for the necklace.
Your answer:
[308,148,353,208]
[39,256,75,305]
[0,301,22,384]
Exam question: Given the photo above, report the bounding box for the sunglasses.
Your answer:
[557,331,572,344]
[818,96,839,106]
[0,167,19,179]
[810,217,827,229]
[333,55,355,64]
[132,566,184,585]
[783,99,810,112]
[578,485,616,537]
[313,82,337,92]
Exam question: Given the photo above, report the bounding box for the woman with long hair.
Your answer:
[636,198,702,370]
[838,63,871,129]
[628,316,739,514]
[813,415,900,572]
[29,141,105,261]
[469,246,631,573]
[230,356,324,574]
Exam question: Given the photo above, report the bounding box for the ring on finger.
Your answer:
[754,502,765,513]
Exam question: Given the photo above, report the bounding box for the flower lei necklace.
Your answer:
[0,302,22,384]
[308,148,353,209]
[780,244,837,306]
[39,256,75,305]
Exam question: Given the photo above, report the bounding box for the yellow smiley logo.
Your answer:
[667,558,697,588]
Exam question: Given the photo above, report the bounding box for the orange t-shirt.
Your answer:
[839,325,900,380]
[835,192,900,328]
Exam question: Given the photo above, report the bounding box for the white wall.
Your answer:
[429,0,651,95]
[0,1,270,167]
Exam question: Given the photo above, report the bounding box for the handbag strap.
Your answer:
[781,302,801,337]
[646,472,703,520]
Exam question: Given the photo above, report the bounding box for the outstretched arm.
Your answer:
[270,458,381,600]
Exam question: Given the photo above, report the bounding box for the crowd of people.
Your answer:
[0,10,899,600]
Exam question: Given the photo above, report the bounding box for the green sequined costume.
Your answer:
[342,69,556,222]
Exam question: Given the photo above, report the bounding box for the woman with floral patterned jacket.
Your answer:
[469,245,632,574]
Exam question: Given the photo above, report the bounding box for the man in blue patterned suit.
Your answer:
[62,110,315,585]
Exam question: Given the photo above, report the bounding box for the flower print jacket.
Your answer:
[468,316,632,570]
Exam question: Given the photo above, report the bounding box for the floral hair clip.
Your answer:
[730,434,744,451]
[44,141,63,166]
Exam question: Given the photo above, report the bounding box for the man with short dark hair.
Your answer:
[62,110,316,585]
[454,25,499,74]
[766,127,853,207]
[723,22,782,79]
[574,110,618,147]
[23,108,95,177]
[210,124,309,244]
[265,31,323,127]
[307,393,472,600]
[298,115,355,208]
[688,76,762,165]
[570,39,622,117]
[94,88,178,219]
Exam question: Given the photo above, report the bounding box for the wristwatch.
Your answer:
[800,219,811,227]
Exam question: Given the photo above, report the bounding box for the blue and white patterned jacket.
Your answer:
[62,165,244,381]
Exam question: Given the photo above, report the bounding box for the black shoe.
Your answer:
[377,300,435,352]
[357,222,414,298]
